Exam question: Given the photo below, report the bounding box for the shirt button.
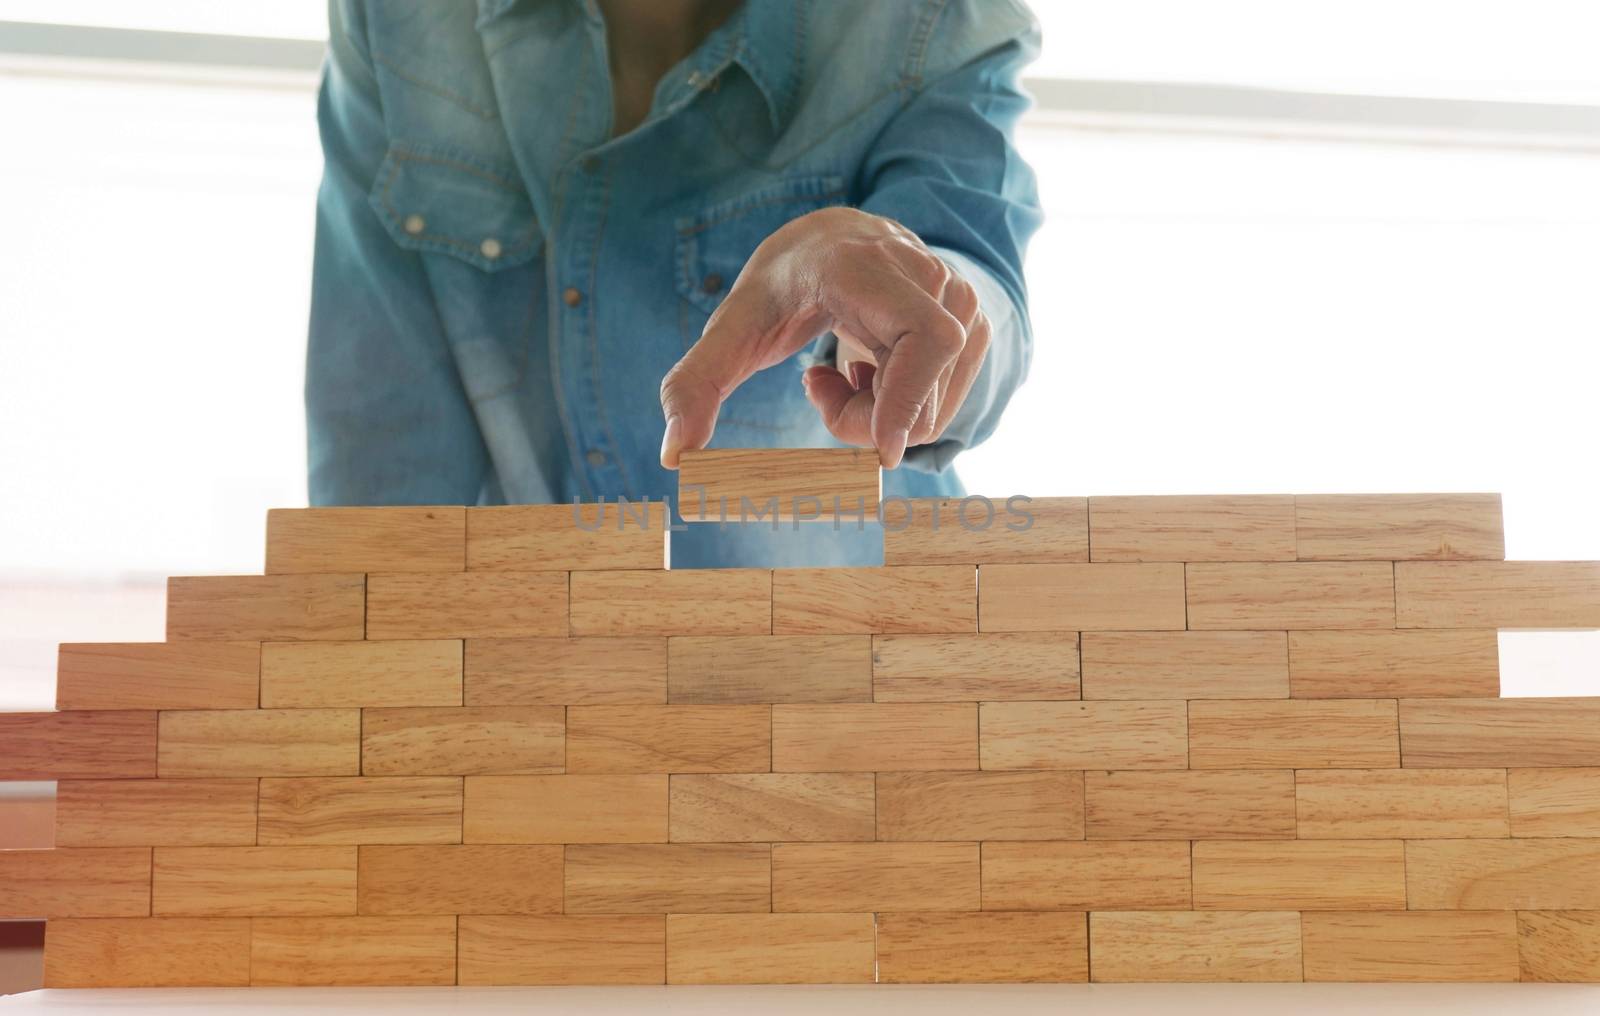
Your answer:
[563,287,583,307]
[687,71,707,89]
[585,449,607,467]
[403,213,425,235]
[480,237,502,259]
[701,273,723,294]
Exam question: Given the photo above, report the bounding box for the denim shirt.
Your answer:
[309,0,1043,566]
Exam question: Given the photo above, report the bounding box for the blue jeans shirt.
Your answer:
[309,0,1043,566]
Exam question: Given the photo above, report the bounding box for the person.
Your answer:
[308,0,1042,566]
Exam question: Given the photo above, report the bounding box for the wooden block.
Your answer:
[458,915,665,985]
[361,705,563,775]
[467,502,667,570]
[669,773,874,842]
[0,848,151,917]
[1084,770,1295,839]
[1400,697,1600,767]
[570,569,771,636]
[772,842,979,912]
[1406,839,1600,909]
[772,566,975,634]
[1301,910,1519,982]
[567,705,769,773]
[56,641,259,710]
[54,779,258,847]
[980,701,1187,770]
[157,708,359,777]
[564,843,770,913]
[43,917,252,987]
[1288,629,1499,698]
[249,915,456,986]
[357,844,562,914]
[0,710,155,779]
[1518,911,1600,982]
[1192,840,1407,910]
[980,841,1190,910]
[876,770,1084,841]
[152,846,356,916]
[1088,494,1296,562]
[1089,911,1303,982]
[257,777,461,845]
[1396,561,1600,628]
[677,447,879,523]
[1186,562,1395,629]
[1081,631,1288,700]
[978,563,1185,632]
[666,913,875,983]
[772,703,976,771]
[877,911,1088,983]
[1295,769,1509,838]
[1188,699,1398,768]
[367,571,567,639]
[1295,493,1505,561]
[668,635,870,703]
[266,506,465,573]
[464,775,667,843]
[261,639,460,708]
[1510,768,1600,837]
[881,496,1088,565]
[166,574,365,642]
[465,636,666,704]
[872,632,1079,702]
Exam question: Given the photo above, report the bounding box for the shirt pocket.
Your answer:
[369,141,541,272]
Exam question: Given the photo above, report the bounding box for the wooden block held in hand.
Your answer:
[468,502,667,570]
[1188,699,1398,769]
[666,913,875,983]
[567,705,770,773]
[1089,911,1303,982]
[361,705,563,775]
[257,777,462,845]
[882,496,1087,565]
[1301,910,1519,982]
[367,571,567,640]
[0,848,151,917]
[261,640,460,708]
[266,506,465,574]
[564,843,770,913]
[981,840,1190,910]
[158,709,359,777]
[1509,768,1600,837]
[57,642,259,711]
[1400,698,1600,767]
[571,569,771,636]
[459,915,665,985]
[1295,493,1504,561]
[43,917,252,988]
[1084,770,1295,840]
[1088,495,1296,562]
[773,566,975,634]
[872,632,1080,702]
[678,448,879,522]
[669,773,874,842]
[980,701,1187,770]
[465,636,666,705]
[978,563,1185,632]
[1405,839,1600,909]
[54,778,258,847]
[167,574,365,642]
[668,635,871,703]
[1396,561,1600,628]
[876,770,1084,841]
[153,846,356,916]
[1288,630,1499,698]
[1186,563,1395,630]
[250,915,456,986]
[1295,769,1509,838]
[772,842,979,912]
[465,775,667,843]
[357,844,562,915]
[1517,911,1600,982]
[1192,840,1407,910]
[877,911,1088,983]
[1081,631,1288,700]
[0,710,155,780]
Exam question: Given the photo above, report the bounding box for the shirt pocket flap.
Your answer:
[369,142,542,272]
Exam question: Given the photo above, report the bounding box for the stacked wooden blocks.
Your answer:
[3,461,1599,986]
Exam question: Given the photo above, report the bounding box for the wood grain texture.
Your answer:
[570,569,771,636]
[465,636,666,705]
[1517,911,1600,982]
[1301,910,1519,982]
[357,844,562,915]
[772,703,976,771]
[54,778,258,847]
[1400,697,1600,767]
[1405,839,1600,909]
[1288,629,1499,698]
[567,705,770,773]
[881,496,1088,565]
[152,846,356,916]
[876,770,1084,841]
[980,840,1191,911]
[458,915,666,985]
[157,708,359,777]
[464,774,667,843]
[1295,769,1509,838]
[564,843,770,913]
[1192,840,1407,910]
[677,447,880,522]
[1188,699,1399,769]
[666,913,875,984]
[1080,631,1288,700]
[467,502,667,570]
[772,842,979,912]
[43,917,252,988]
[1295,493,1505,561]
[1084,770,1295,840]
[1089,911,1303,982]
[266,506,465,573]
[0,848,151,917]
[360,705,564,775]
[1088,495,1296,562]
[249,915,456,986]
[1185,562,1395,630]
[772,566,976,634]
[0,710,155,780]
[667,635,870,703]
[257,777,462,845]
[56,641,259,711]
[1396,561,1600,628]
[366,571,568,639]
[166,574,366,642]
[980,701,1188,770]
[877,911,1088,983]
[1510,768,1600,837]
[260,639,461,708]
[871,632,1079,702]
[978,563,1185,632]
[669,773,874,842]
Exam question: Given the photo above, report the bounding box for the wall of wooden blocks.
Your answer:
[4,488,1600,985]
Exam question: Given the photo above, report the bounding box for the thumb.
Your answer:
[659,292,776,468]
[658,358,726,468]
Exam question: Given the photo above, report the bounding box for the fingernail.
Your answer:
[660,415,681,468]
[885,427,909,469]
